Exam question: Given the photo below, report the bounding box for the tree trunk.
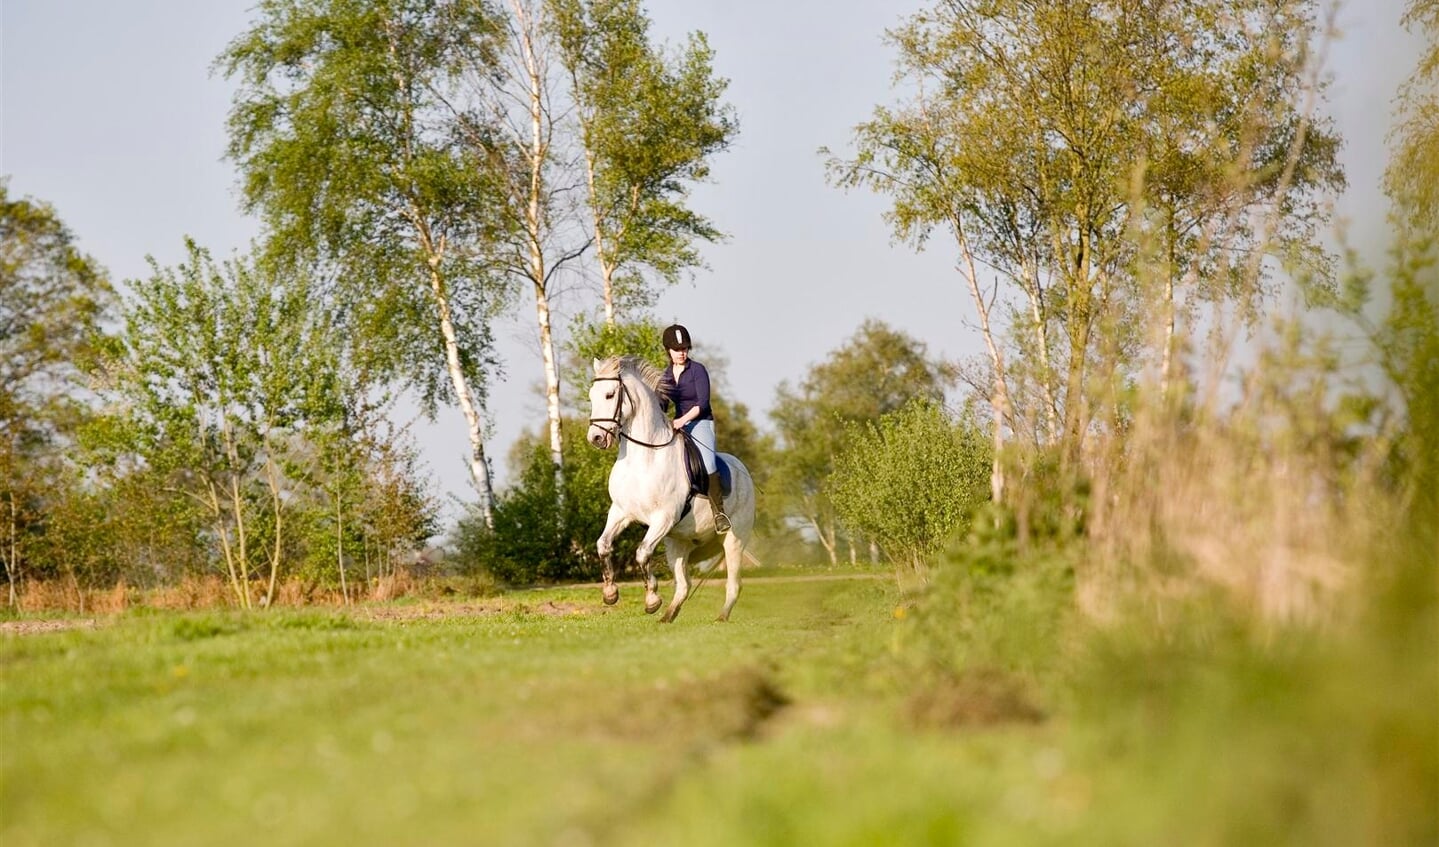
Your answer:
[811,514,839,566]
[582,147,618,326]
[263,453,284,608]
[513,0,566,499]
[199,476,246,609]
[1062,222,1095,467]
[533,281,565,493]
[425,258,496,528]
[1160,224,1178,403]
[229,472,252,608]
[951,212,1012,504]
[1021,258,1060,443]
[218,415,254,610]
[4,490,19,608]
[337,488,350,606]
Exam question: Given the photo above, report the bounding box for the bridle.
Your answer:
[589,375,679,449]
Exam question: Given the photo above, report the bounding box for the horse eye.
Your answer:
[605,390,616,400]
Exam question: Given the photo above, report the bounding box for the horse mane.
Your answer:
[595,355,666,396]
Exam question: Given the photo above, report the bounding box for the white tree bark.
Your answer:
[411,211,496,527]
[952,212,1012,504]
[1021,258,1060,443]
[513,0,566,493]
[431,262,496,528]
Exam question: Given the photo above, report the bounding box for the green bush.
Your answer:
[904,524,1077,680]
[450,419,646,586]
[828,398,991,576]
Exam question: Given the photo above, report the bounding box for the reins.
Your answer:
[621,428,681,449]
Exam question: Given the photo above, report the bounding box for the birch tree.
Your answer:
[1387,0,1439,235]
[0,184,114,606]
[104,243,339,607]
[437,0,586,497]
[828,0,1343,479]
[220,0,510,527]
[769,320,955,564]
[551,0,737,324]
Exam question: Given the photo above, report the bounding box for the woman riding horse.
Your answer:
[586,354,755,622]
[657,324,730,533]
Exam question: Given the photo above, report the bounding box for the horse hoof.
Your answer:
[714,615,729,623]
[602,586,619,606]
[644,597,661,614]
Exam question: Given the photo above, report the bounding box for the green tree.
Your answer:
[1381,0,1439,567]
[1388,0,1439,235]
[452,415,619,584]
[829,398,991,578]
[551,0,738,324]
[219,0,509,527]
[827,0,1343,491]
[352,435,440,583]
[0,183,115,606]
[99,242,343,607]
[769,319,956,564]
[564,313,667,403]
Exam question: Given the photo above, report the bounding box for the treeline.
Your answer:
[3,0,742,607]
[1,212,437,608]
[4,0,1437,619]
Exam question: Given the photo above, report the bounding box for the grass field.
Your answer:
[2,569,1434,846]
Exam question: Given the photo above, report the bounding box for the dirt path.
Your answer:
[0,618,99,636]
[1,572,891,636]
[535,571,890,591]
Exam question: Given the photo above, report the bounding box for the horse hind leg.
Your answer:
[716,533,744,622]
[658,542,691,624]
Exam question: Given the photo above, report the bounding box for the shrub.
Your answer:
[828,398,991,577]
[450,418,645,586]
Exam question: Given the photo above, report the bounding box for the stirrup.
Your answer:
[714,509,731,533]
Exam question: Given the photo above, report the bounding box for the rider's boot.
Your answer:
[707,476,731,534]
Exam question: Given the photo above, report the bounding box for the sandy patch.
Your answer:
[1,619,99,636]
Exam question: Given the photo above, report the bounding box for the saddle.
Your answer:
[679,438,731,519]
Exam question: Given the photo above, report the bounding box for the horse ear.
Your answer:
[592,358,602,375]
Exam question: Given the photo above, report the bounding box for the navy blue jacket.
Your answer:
[658,360,713,421]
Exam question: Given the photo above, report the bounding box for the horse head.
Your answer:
[587,356,669,451]
[587,358,625,450]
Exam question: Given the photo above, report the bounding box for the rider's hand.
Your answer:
[672,419,685,431]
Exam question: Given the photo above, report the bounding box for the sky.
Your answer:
[0,0,1423,514]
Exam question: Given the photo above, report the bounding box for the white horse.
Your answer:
[586,356,756,622]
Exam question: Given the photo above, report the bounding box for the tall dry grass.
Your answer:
[1066,12,1430,629]
[7,568,480,615]
[1081,321,1394,626]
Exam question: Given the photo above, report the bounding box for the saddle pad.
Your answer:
[682,439,731,496]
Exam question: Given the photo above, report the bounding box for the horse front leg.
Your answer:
[643,566,662,615]
[633,519,674,615]
[658,540,693,624]
[596,505,633,606]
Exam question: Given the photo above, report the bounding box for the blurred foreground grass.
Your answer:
[2,564,1434,846]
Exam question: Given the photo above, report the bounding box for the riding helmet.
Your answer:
[662,324,692,351]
